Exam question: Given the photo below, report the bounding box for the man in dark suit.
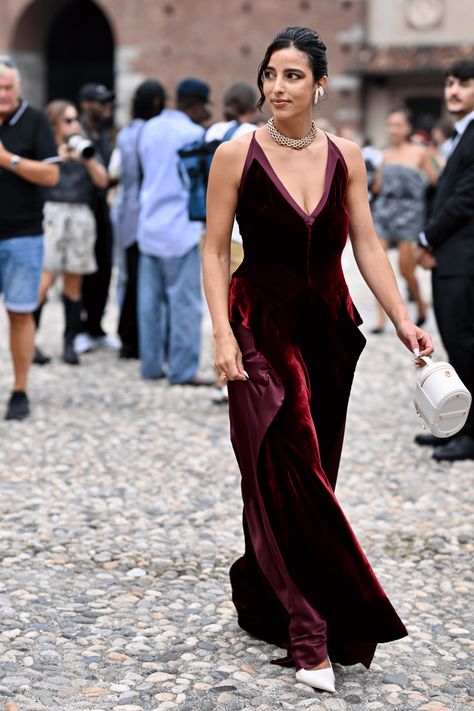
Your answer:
[415,59,474,461]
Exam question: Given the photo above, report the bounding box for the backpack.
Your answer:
[177,121,240,222]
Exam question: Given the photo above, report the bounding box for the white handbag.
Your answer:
[414,356,472,438]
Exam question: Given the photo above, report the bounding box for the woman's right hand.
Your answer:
[58,143,70,161]
[214,334,248,382]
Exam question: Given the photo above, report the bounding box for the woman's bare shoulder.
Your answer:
[326,132,362,157]
[214,133,248,161]
[212,130,255,181]
[325,132,364,173]
[411,143,429,160]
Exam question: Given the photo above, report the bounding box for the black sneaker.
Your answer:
[119,344,139,359]
[33,346,51,365]
[5,391,30,421]
[414,432,454,447]
[63,340,80,365]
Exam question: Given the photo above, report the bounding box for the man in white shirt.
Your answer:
[137,78,211,384]
[205,82,258,142]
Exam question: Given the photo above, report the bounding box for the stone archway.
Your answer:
[11,0,114,109]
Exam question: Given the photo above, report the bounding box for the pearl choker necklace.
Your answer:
[266,116,317,150]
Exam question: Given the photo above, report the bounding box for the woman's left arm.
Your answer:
[342,140,433,357]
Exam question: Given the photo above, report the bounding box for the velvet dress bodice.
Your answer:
[232,133,361,326]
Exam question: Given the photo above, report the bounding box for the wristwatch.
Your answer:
[10,154,21,170]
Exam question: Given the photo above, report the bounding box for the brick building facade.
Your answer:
[1,0,473,143]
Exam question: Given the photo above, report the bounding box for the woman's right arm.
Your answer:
[203,141,247,381]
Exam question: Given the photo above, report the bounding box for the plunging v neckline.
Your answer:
[252,132,335,223]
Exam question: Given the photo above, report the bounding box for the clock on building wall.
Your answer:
[406,0,445,30]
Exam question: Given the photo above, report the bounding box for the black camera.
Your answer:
[67,134,95,159]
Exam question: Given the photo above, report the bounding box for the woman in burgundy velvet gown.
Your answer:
[203,27,433,693]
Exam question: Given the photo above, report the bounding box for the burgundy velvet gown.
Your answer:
[226,133,408,671]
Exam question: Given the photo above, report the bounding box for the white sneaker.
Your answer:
[74,333,95,354]
[94,334,121,350]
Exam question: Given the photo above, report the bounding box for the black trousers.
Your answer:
[81,201,113,336]
[432,272,474,436]
[118,242,139,356]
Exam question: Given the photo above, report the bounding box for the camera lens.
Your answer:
[67,135,95,159]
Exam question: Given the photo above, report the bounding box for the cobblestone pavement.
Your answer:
[0,250,472,711]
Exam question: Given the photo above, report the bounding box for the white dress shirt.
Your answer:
[449,108,474,155]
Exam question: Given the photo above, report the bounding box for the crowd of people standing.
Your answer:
[0,51,472,463]
[0,56,260,418]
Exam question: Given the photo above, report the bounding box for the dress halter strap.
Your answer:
[238,131,259,198]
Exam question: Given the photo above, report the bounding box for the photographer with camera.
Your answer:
[33,100,108,365]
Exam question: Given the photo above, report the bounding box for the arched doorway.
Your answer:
[46,0,114,103]
[11,0,114,108]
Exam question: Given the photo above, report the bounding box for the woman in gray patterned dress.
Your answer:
[371,108,438,332]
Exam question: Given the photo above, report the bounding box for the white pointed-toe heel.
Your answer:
[295,659,336,693]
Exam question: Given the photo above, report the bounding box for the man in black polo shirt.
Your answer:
[0,57,59,420]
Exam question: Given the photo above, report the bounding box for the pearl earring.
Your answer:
[314,85,324,105]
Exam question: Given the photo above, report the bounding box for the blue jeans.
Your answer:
[0,236,44,312]
[138,244,202,382]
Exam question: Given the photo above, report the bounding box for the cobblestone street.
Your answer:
[0,250,472,711]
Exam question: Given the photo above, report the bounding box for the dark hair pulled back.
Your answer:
[257,26,328,110]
